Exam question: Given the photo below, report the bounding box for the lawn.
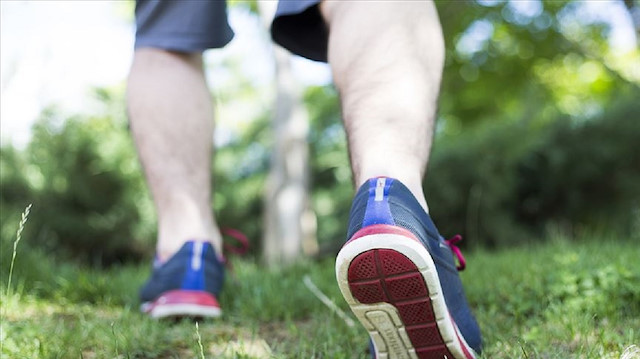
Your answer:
[2,234,639,358]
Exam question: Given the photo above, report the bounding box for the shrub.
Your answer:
[426,98,640,247]
[1,107,154,265]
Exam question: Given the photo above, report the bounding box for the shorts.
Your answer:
[134,0,328,62]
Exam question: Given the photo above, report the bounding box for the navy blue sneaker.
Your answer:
[336,177,482,359]
[140,241,225,319]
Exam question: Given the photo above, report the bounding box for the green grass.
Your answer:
[2,236,639,358]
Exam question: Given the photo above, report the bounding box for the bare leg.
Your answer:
[127,48,222,260]
[320,1,445,212]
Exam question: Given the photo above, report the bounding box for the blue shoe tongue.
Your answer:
[362,177,395,227]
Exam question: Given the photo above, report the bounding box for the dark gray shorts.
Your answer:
[134,0,328,62]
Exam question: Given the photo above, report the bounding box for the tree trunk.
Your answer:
[259,2,318,267]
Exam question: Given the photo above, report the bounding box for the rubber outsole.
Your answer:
[141,289,222,319]
[335,225,476,359]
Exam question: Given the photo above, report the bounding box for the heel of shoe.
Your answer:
[336,231,477,359]
[141,289,222,319]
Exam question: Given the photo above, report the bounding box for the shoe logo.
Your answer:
[375,178,386,202]
[191,242,203,270]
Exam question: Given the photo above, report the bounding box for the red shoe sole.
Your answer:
[349,249,456,359]
[336,224,476,359]
[141,289,221,319]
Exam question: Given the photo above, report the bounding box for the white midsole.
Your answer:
[335,233,476,359]
[141,302,222,319]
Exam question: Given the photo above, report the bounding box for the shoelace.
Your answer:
[220,228,250,271]
[445,234,466,271]
[222,228,250,256]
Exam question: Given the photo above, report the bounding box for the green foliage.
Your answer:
[305,86,353,248]
[516,101,640,233]
[426,120,538,247]
[436,0,638,133]
[2,237,638,358]
[468,237,640,358]
[427,98,640,247]
[214,112,271,255]
[426,0,640,246]
[228,0,259,14]
[0,91,155,265]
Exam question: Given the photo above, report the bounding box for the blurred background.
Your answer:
[1,0,639,267]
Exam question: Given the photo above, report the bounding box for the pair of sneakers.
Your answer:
[139,177,482,358]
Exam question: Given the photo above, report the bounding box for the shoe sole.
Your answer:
[141,289,222,319]
[336,224,476,359]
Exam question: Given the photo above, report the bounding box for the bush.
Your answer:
[1,105,155,265]
[516,102,640,235]
[426,98,640,247]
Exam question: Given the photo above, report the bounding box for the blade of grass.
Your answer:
[111,322,119,358]
[196,322,206,359]
[6,203,32,294]
[303,275,355,327]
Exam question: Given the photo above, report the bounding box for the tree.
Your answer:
[258,2,317,266]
